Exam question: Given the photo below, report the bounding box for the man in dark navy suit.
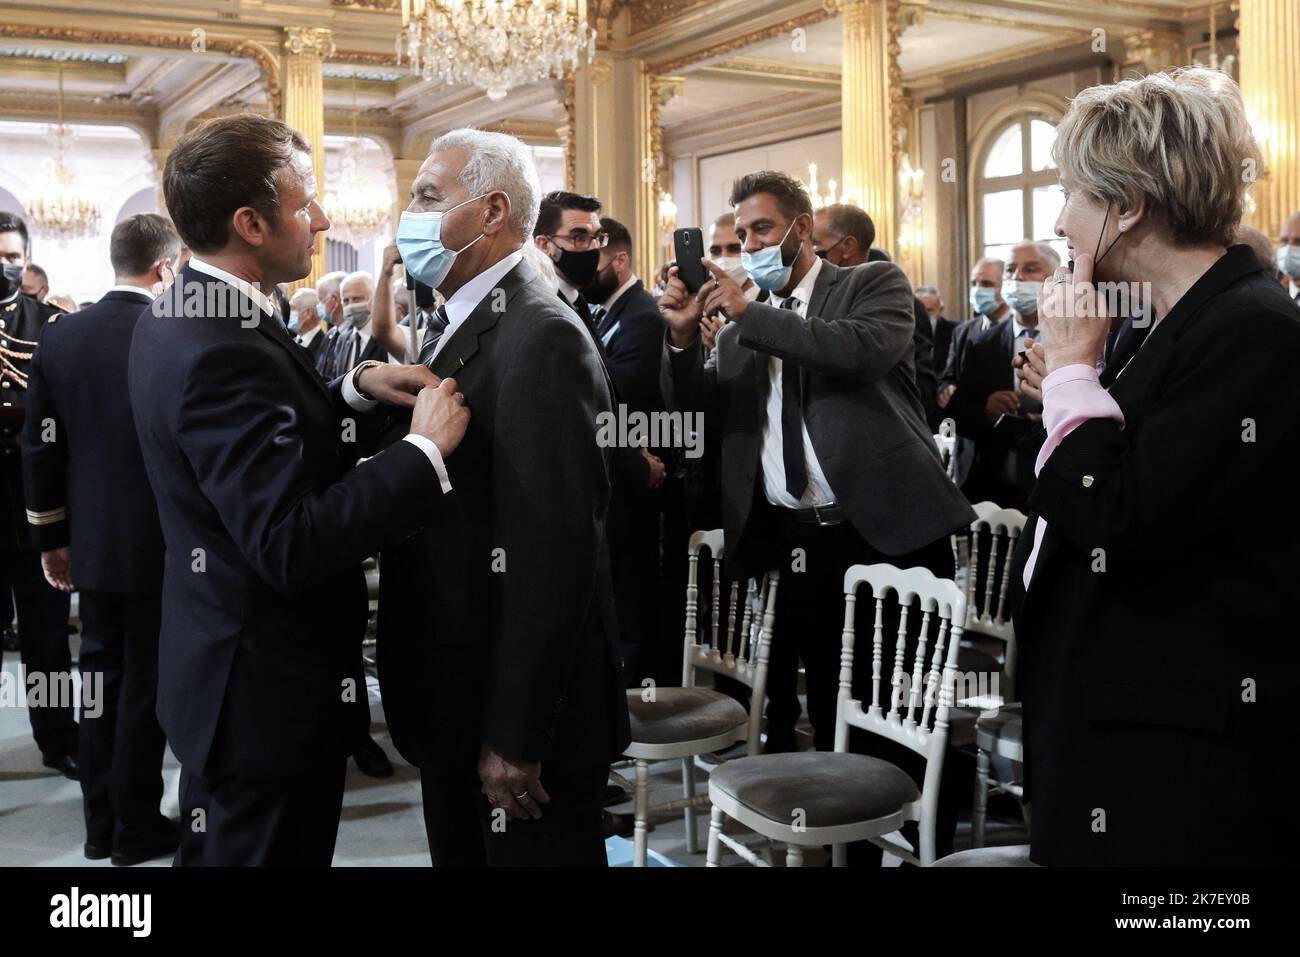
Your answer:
[0,211,78,780]
[22,213,184,865]
[584,217,669,685]
[128,113,470,866]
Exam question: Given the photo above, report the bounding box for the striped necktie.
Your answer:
[417,304,451,367]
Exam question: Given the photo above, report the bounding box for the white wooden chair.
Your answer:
[706,562,966,867]
[960,502,1027,704]
[933,417,958,483]
[620,529,779,867]
[958,503,1031,847]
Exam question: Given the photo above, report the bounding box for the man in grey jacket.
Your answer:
[658,172,974,858]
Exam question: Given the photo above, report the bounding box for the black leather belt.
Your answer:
[786,503,846,527]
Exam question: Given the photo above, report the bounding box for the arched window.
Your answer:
[975,114,1068,265]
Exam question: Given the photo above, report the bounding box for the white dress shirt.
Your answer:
[109,284,157,301]
[758,256,838,509]
[428,248,524,365]
[188,256,450,490]
[296,324,322,349]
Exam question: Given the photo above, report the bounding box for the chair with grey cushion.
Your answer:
[619,529,779,867]
[706,562,967,867]
[932,844,1037,867]
[971,702,1030,846]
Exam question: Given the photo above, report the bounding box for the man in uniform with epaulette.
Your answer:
[0,211,78,779]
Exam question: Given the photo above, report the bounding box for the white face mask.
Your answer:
[1002,279,1043,318]
[1277,244,1300,281]
[712,256,750,287]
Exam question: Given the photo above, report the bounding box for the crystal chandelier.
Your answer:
[26,67,101,242]
[398,0,597,102]
[323,82,392,249]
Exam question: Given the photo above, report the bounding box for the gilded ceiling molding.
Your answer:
[331,0,401,9]
[0,24,282,114]
[708,57,842,83]
[627,0,712,33]
[332,50,403,67]
[647,5,838,76]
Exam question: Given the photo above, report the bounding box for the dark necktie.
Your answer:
[591,304,609,336]
[778,296,807,500]
[417,304,451,367]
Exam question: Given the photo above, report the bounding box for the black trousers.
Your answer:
[1,549,76,758]
[753,506,968,864]
[608,491,663,689]
[77,590,167,848]
[175,759,346,866]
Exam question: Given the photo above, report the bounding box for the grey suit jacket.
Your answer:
[662,259,975,566]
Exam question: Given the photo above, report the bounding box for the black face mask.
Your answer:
[0,262,22,300]
[554,246,600,288]
[583,262,619,306]
[412,279,436,310]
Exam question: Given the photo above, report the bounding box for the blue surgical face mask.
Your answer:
[316,301,328,322]
[396,193,490,290]
[1002,279,1043,318]
[287,315,300,334]
[969,285,999,317]
[741,218,799,292]
[1277,244,1300,280]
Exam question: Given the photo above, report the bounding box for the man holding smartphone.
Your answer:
[657,170,974,861]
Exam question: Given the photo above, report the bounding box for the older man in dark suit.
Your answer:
[376,128,629,867]
[128,113,469,866]
[22,213,183,866]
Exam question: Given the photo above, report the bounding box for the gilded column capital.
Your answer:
[285,27,336,59]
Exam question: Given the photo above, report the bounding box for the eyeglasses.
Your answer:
[545,231,609,251]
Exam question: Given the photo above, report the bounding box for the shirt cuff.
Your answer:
[401,434,453,493]
[341,366,378,412]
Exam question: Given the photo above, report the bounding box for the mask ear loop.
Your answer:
[1089,203,1125,268]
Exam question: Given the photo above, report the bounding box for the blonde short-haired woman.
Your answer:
[1013,68,1299,865]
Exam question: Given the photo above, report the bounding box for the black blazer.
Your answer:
[21,290,164,592]
[662,259,975,571]
[599,279,666,419]
[375,258,630,768]
[912,297,939,428]
[948,315,1045,502]
[1010,244,1299,865]
[297,326,327,362]
[932,315,960,386]
[128,265,442,782]
[315,324,387,379]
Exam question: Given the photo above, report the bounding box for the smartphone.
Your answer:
[673,227,707,295]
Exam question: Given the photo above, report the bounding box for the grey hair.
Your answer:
[341,270,375,297]
[915,285,941,297]
[316,270,347,301]
[428,128,541,239]
[1011,240,1061,271]
[1052,67,1261,247]
[289,287,318,308]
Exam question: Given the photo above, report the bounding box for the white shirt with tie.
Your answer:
[426,248,524,366]
[597,274,639,346]
[757,257,838,509]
